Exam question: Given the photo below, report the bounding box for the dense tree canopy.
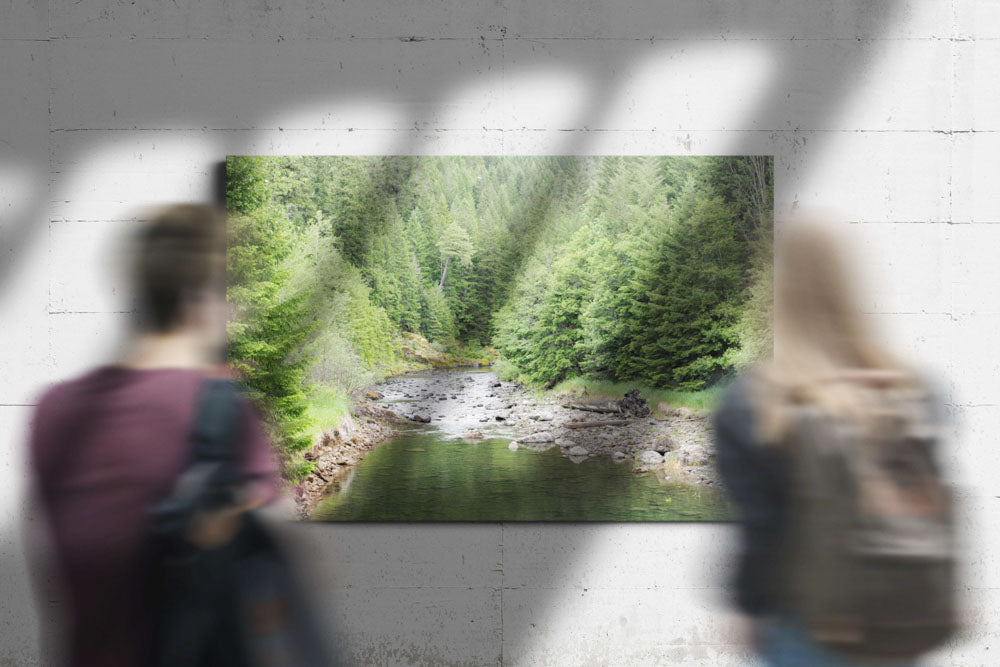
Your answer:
[226,155,773,477]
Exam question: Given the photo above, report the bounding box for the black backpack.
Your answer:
[147,379,338,667]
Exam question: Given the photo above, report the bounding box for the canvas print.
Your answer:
[225,155,773,521]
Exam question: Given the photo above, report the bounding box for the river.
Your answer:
[312,368,731,521]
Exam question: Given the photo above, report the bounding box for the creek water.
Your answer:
[312,369,731,522]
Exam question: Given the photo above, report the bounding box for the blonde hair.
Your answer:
[753,217,917,443]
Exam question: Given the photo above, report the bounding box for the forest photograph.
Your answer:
[225,155,773,521]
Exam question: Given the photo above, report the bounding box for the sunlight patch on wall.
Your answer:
[50,135,221,223]
[502,65,591,132]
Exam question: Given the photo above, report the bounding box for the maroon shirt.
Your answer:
[29,366,279,666]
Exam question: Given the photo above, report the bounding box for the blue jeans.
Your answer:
[763,620,917,667]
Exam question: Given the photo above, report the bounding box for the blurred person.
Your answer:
[714,219,958,666]
[27,205,332,666]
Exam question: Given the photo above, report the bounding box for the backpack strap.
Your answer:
[189,378,241,466]
[149,379,242,540]
[183,378,244,512]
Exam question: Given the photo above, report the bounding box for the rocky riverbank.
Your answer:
[294,368,719,518]
[465,377,719,489]
[293,402,407,518]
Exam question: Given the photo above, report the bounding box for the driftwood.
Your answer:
[620,389,652,418]
[561,402,622,414]
[563,419,630,429]
[562,391,650,417]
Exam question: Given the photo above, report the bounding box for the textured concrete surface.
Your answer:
[2,1,998,664]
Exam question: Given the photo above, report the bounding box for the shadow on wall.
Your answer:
[1,1,906,663]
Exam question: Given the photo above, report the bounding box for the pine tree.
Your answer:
[437,219,474,292]
[633,194,744,390]
[226,156,319,480]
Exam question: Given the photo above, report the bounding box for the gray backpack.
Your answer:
[781,387,957,660]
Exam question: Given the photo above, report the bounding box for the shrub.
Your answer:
[492,358,521,382]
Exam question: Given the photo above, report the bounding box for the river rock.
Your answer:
[353,403,406,422]
[520,441,556,452]
[568,445,589,457]
[338,415,356,439]
[554,437,576,448]
[638,450,664,465]
[611,450,628,461]
[410,413,431,423]
[463,429,484,439]
[508,441,519,451]
[533,412,554,422]
[667,445,710,466]
[652,433,676,454]
[521,430,555,443]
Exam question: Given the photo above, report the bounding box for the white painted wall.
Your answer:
[2,1,998,664]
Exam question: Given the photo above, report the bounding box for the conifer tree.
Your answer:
[225,156,317,479]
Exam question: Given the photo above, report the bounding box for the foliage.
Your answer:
[225,155,772,479]
[550,376,724,413]
[303,386,351,437]
[628,194,744,390]
[225,160,317,480]
[491,358,521,383]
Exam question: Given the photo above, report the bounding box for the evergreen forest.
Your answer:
[225,155,773,480]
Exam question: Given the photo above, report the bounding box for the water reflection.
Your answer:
[313,431,730,522]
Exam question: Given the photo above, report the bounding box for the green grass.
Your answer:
[491,358,520,382]
[304,384,351,431]
[444,339,499,365]
[546,376,724,413]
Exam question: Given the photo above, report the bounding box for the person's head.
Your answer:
[773,216,880,371]
[130,204,228,356]
[758,215,914,440]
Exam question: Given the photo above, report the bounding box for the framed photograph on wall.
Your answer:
[225,155,772,521]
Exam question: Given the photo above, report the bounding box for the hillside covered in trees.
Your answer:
[226,155,773,479]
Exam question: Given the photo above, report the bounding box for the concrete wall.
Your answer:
[2,1,998,664]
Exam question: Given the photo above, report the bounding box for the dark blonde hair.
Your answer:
[756,216,917,443]
[132,204,227,332]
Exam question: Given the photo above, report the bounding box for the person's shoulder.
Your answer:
[714,374,758,424]
[711,373,769,458]
[33,368,104,416]
[34,365,200,411]
[30,368,121,447]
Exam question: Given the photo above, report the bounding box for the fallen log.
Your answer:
[561,402,622,414]
[563,419,630,429]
